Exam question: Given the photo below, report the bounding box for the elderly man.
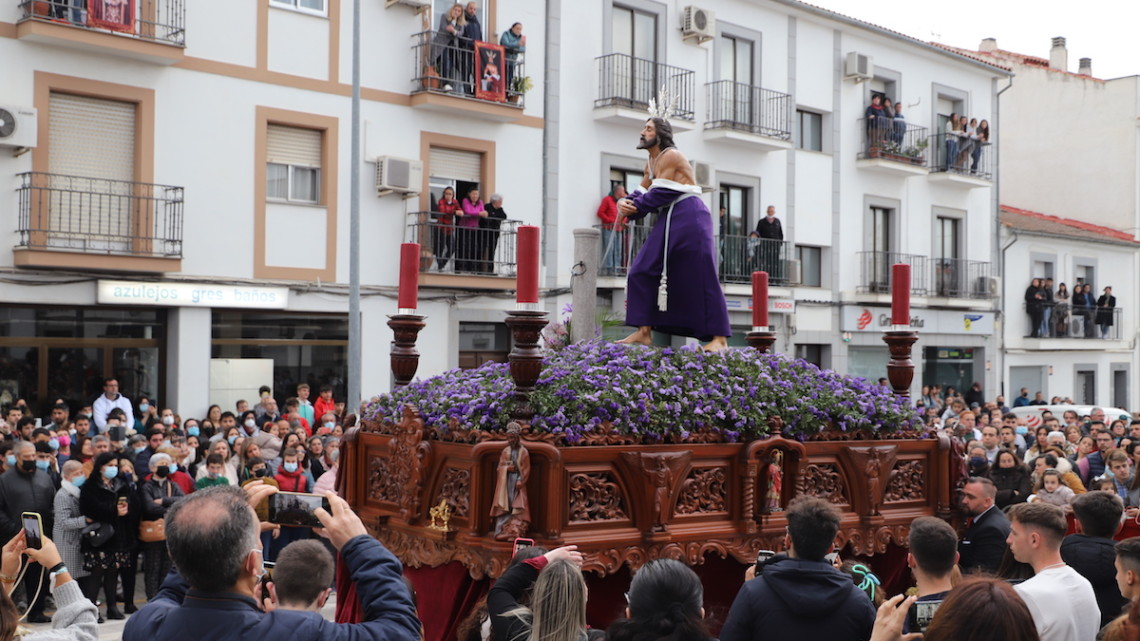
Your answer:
[123,484,420,641]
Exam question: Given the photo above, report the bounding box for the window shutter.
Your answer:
[267,124,322,168]
[49,92,135,182]
[429,147,482,182]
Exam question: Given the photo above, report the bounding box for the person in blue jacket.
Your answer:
[122,483,421,641]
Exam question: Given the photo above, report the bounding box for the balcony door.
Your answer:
[935,216,961,296]
[868,206,893,292]
[718,35,754,126]
[612,5,658,105]
[717,185,750,282]
[47,92,136,252]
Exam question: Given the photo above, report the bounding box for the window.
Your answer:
[429,146,483,206]
[718,185,750,237]
[795,344,828,368]
[935,216,962,296]
[270,0,326,14]
[870,206,892,254]
[718,35,753,84]
[458,322,511,369]
[612,5,657,61]
[867,206,893,291]
[430,0,486,36]
[266,124,322,204]
[796,245,822,287]
[797,110,822,151]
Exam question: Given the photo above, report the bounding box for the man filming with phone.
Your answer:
[0,441,56,622]
[124,482,421,641]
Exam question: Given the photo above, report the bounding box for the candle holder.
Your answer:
[746,329,777,353]
[882,329,918,399]
[388,314,426,389]
[505,309,549,422]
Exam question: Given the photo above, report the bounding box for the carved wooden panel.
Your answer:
[885,460,926,503]
[675,467,728,515]
[435,467,471,517]
[794,463,849,505]
[368,456,397,502]
[568,472,628,522]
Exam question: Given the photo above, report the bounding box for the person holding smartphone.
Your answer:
[0,442,56,623]
[0,530,98,639]
[78,452,138,620]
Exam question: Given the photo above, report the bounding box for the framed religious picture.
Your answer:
[88,0,135,33]
[474,41,507,103]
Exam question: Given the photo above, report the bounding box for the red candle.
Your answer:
[516,225,540,305]
[398,243,420,310]
[752,271,769,328]
[891,263,910,326]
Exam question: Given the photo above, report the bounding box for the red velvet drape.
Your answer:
[405,562,489,641]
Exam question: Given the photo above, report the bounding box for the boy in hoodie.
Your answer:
[1061,490,1127,628]
[720,496,875,641]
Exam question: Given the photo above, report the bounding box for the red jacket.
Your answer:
[596,195,625,231]
[435,198,460,234]
[314,397,337,423]
[275,466,308,493]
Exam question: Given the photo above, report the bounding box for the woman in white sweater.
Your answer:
[0,531,98,641]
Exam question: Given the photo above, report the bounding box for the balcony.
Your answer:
[702,81,793,151]
[594,53,695,130]
[857,252,996,300]
[929,136,993,187]
[929,258,994,299]
[858,252,929,296]
[1022,302,1122,341]
[15,172,183,272]
[406,212,522,290]
[856,119,930,177]
[409,31,528,123]
[17,0,186,65]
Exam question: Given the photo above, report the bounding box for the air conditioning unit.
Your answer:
[845,52,874,82]
[978,275,1000,297]
[680,6,715,43]
[0,106,37,149]
[384,0,430,8]
[690,160,714,190]
[375,156,423,196]
[784,259,802,286]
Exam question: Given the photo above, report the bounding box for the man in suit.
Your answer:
[958,477,1010,574]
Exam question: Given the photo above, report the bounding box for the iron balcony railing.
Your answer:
[411,30,526,107]
[16,172,184,258]
[407,212,522,276]
[930,134,993,180]
[1023,301,1121,340]
[858,252,929,296]
[858,118,930,166]
[595,222,651,278]
[19,0,186,46]
[595,53,695,121]
[704,81,792,140]
[931,258,994,299]
[720,234,792,285]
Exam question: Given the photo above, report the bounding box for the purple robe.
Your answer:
[625,179,732,341]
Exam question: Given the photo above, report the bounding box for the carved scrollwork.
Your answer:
[435,467,471,517]
[836,525,910,556]
[575,425,639,447]
[373,527,504,580]
[885,460,926,502]
[675,467,728,515]
[805,428,926,442]
[387,406,432,524]
[368,456,397,502]
[794,463,850,505]
[568,473,628,522]
[581,535,786,575]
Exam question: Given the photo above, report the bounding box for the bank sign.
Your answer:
[840,306,994,335]
[97,280,290,309]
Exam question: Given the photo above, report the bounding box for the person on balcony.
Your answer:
[755,206,784,281]
[957,118,978,170]
[456,187,487,273]
[1039,277,1054,338]
[1053,282,1070,337]
[432,187,459,271]
[500,23,526,96]
[432,5,465,92]
[971,120,990,174]
[461,2,483,95]
[480,193,507,274]
[597,185,627,275]
[1024,278,1044,338]
[943,113,960,172]
[1096,286,1116,339]
[890,100,906,145]
[864,94,886,151]
[1076,283,1096,338]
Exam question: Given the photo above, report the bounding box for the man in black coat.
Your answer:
[753,206,784,280]
[720,496,875,641]
[1061,491,1128,628]
[0,441,58,622]
[958,477,1011,575]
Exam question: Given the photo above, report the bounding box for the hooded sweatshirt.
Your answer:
[1061,533,1129,628]
[720,556,876,641]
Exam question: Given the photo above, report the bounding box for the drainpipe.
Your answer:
[995,74,1014,397]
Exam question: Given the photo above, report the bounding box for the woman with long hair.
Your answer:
[489,546,586,641]
[871,577,1038,641]
[78,452,138,620]
[1023,426,1051,466]
[608,558,712,641]
[989,450,1032,509]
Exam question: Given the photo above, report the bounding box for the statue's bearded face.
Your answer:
[638,121,657,150]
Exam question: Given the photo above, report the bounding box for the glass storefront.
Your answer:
[923,346,980,394]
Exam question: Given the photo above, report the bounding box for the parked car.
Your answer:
[1010,405,1131,430]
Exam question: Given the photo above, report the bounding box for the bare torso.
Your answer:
[641,147,695,188]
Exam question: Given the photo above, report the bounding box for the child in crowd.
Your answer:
[1032,469,1075,512]
[195,453,230,490]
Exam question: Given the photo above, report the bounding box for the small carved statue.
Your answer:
[866,448,883,516]
[766,449,784,512]
[491,422,531,540]
[428,499,453,531]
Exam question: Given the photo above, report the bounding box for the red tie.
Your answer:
[965,517,974,528]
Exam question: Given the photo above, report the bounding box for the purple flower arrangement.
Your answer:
[362,341,922,443]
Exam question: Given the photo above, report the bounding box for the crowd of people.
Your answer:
[863,95,991,174]
[430,2,526,98]
[429,186,509,274]
[1025,277,1117,338]
[0,378,348,627]
[942,112,990,173]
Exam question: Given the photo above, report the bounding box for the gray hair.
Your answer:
[150,452,172,467]
[14,441,34,455]
[490,193,503,204]
[91,435,109,446]
[61,460,84,476]
[166,486,260,592]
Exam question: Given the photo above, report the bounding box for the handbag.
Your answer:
[81,522,114,548]
[138,481,172,543]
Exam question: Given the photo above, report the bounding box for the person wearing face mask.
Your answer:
[160,409,178,432]
[140,453,185,600]
[271,448,311,558]
[240,458,281,560]
[134,428,166,482]
[0,441,57,622]
[241,411,283,463]
[154,447,194,495]
[312,443,340,496]
[79,452,138,620]
[33,441,61,487]
[52,459,91,608]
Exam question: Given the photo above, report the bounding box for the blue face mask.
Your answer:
[71,475,86,488]
[48,438,59,451]
[187,426,200,437]
[139,403,149,412]
[35,460,50,471]
[228,435,238,445]
[283,462,298,473]
[323,422,336,430]
[169,462,178,473]
[102,466,119,479]
[1015,426,1028,435]
[5,455,14,467]
[133,446,145,455]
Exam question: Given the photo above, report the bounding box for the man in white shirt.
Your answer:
[92,377,133,433]
[1007,502,1099,641]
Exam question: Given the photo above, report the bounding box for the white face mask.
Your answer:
[162,415,174,426]
[244,419,256,429]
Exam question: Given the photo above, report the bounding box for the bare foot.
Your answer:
[702,336,729,352]
[617,328,653,346]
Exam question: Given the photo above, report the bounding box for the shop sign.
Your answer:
[840,306,994,335]
[97,280,290,309]
[726,297,796,315]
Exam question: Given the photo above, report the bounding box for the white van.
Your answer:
[1009,405,1131,430]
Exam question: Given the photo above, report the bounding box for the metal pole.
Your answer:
[348,0,362,411]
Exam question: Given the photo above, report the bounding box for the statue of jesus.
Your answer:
[616,117,732,351]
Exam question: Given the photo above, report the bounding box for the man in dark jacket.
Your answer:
[958,477,1011,574]
[720,496,875,641]
[123,483,420,641]
[0,441,58,622]
[1061,491,1128,628]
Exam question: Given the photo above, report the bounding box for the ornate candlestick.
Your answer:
[882,330,918,398]
[505,310,548,421]
[388,314,426,389]
[746,330,777,353]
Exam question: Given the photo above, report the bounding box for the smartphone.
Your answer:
[109,426,126,443]
[905,599,943,633]
[754,549,775,573]
[268,491,331,528]
[512,537,535,557]
[22,512,43,550]
[824,551,840,566]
